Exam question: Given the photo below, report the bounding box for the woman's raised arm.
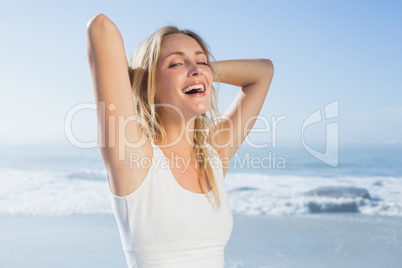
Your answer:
[211,59,274,163]
[86,14,150,196]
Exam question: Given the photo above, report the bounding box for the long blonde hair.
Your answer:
[129,26,222,208]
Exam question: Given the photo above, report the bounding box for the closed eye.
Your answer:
[197,62,208,65]
[169,63,181,68]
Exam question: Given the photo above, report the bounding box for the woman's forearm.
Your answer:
[211,59,274,88]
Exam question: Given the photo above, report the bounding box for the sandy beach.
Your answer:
[1,214,401,268]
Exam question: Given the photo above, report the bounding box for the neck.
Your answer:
[155,112,199,161]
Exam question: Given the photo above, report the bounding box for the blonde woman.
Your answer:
[86,13,273,268]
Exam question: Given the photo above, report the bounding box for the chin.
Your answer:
[193,103,210,115]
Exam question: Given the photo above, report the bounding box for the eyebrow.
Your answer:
[164,50,206,60]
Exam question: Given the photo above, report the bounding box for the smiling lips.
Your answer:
[182,81,206,95]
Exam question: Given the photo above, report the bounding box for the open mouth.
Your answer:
[183,84,205,95]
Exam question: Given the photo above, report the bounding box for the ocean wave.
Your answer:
[0,168,111,216]
[0,168,401,217]
[67,169,107,181]
[225,173,402,217]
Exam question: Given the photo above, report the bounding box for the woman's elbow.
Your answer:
[261,58,274,74]
[257,58,274,80]
[86,13,115,35]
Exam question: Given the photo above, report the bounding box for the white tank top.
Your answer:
[110,142,233,268]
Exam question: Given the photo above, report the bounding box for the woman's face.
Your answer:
[155,33,213,120]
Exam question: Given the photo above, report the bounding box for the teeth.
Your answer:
[183,84,204,93]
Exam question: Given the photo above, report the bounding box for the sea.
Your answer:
[0,141,401,217]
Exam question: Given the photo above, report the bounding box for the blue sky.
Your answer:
[1,0,401,146]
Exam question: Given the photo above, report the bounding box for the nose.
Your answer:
[189,62,203,77]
